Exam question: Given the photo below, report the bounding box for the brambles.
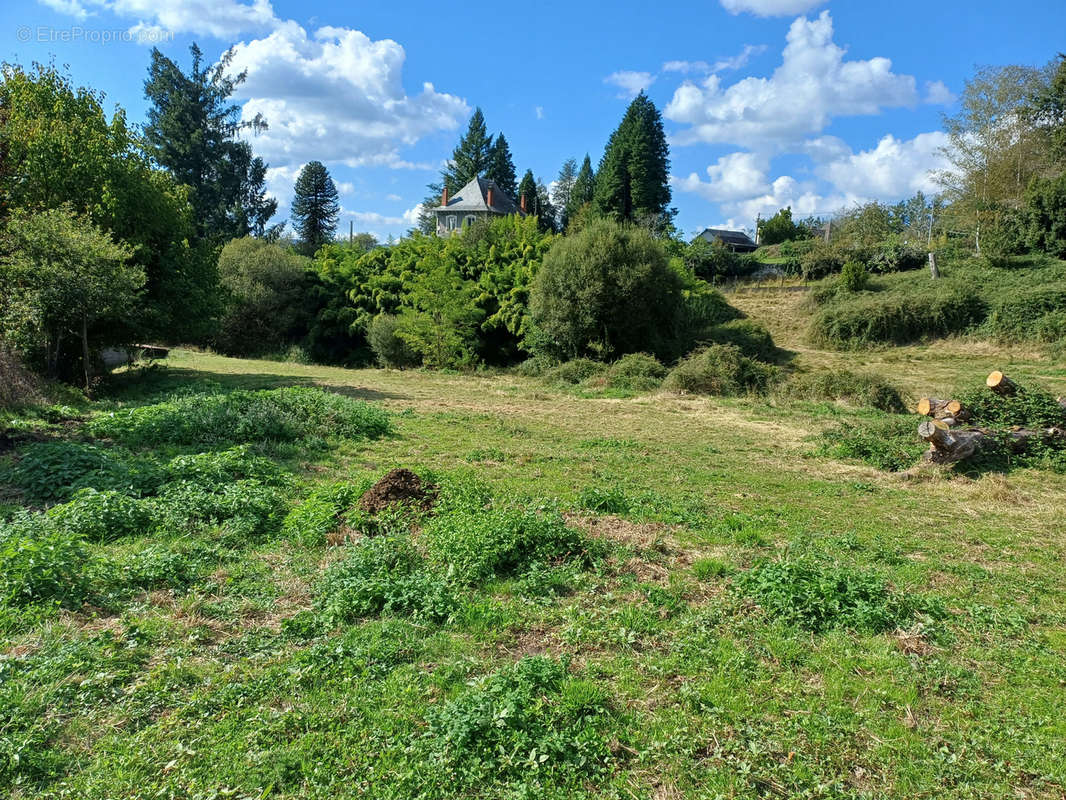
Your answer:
[426,656,614,789]
[281,481,367,545]
[0,512,93,608]
[787,369,907,413]
[735,556,941,633]
[818,416,927,472]
[662,343,777,396]
[88,387,391,447]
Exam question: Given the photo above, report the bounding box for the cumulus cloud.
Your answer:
[229,21,468,168]
[924,80,955,105]
[664,45,766,77]
[673,152,771,203]
[817,131,949,198]
[342,204,422,227]
[666,12,919,150]
[37,0,279,39]
[663,60,711,74]
[719,0,826,16]
[604,70,656,99]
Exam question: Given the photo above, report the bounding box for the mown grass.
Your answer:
[2,337,1066,798]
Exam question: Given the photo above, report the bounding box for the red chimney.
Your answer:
[486,186,494,208]
[441,186,449,206]
[520,193,527,214]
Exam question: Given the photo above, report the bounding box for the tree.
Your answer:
[594,92,672,227]
[1026,53,1066,166]
[214,237,312,357]
[552,158,578,230]
[1,61,220,344]
[143,44,275,241]
[937,63,1051,254]
[486,133,518,198]
[565,155,596,231]
[0,208,141,387]
[291,161,340,257]
[443,108,494,192]
[515,170,555,233]
[517,170,537,215]
[757,207,799,245]
[1025,173,1066,257]
[529,217,683,360]
[397,254,484,368]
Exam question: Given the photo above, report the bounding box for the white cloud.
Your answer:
[229,21,468,168]
[663,60,711,74]
[386,193,403,202]
[712,44,768,73]
[665,12,919,151]
[924,80,955,105]
[37,0,279,38]
[817,131,950,198]
[719,0,826,16]
[341,204,421,227]
[672,152,771,203]
[604,70,656,99]
[535,106,545,119]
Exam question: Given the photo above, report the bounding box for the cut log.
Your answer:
[986,371,1018,396]
[918,421,989,464]
[916,397,969,425]
[1058,396,1066,413]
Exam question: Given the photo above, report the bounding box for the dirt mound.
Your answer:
[359,468,437,515]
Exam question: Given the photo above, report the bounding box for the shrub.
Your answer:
[314,535,457,625]
[512,354,558,377]
[787,369,906,413]
[0,512,93,607]
[367,314,419,368]
[46,489,155,541]
[699,319,778,361]
[530,217,684,360]
[153,479,287,539]
[602,353,666,391]
[1,441,161,505]
[89,387,391,447]
[422,507,588,584]
[0,345,42,408]
[282,481,367,545]
[662,344,777,396]
[542,358,606,386]
[983,286,1066,341]
[800,241,846,280]
[809,281,986,347]
[868,240,926,273]
[735,556,934,633]
[839,261,870,292]
[817,416,926,472]
[161,446,284,487]
[117,543,215,591]
[956,385,1066,429]
[426,656,614,788]
[577,486,632,515]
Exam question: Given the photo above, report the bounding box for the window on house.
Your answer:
[465,215,477,227]
[447,215,457,230]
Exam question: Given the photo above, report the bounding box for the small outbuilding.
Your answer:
[433,176,526,235]
[692,227,758,253]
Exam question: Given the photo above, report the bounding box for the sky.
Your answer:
[3,0,1065,241]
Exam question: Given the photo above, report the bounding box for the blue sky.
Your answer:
[3,0,1065,240]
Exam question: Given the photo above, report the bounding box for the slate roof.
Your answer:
[435,176,524,216]
[694,227,758,251]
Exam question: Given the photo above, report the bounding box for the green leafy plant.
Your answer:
[817,416,926,472]
[662,343,777,396]
[0,512,93,607]
[46,489,155,541]
[281,481,368,545]
[788,369,907,413]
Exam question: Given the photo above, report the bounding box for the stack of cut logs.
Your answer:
[915,371,1066,465]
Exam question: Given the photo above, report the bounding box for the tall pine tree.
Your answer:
[419,108,496,232]
[552,158,578,230]
[291,161,339,256]
[594,92,672,228]
[144,44,275,241]
[517,170,555,233]
[566,155,596,228]
[486,133,518,198]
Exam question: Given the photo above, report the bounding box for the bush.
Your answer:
[512,354,558,377]
[153,479,287,539]
[117,543,215,591]
[542,358,607,386]
[868,240,926,273]
[161,446,284,487]
[787,369,906,413]
[0,345,42,408]
[809,281,986,347]
[1,441,161,505]
[662,344,777,396]
[601,353,666,391]
[735,556,936,633]
[956,385,1066,429]
[0,512,92,607]
[89,387,391,447]
[46,488,155,541]
[800,242,846,280]
[314,535,457,625]
[367,314,419,368]
[817,416,926,472]
[530,218,685,360]
[983,286,1066,341]
[426,656,614,788]
[839,261,870,292]
[422,507,589,584]
[282,481,367,545]
[699,319,778,361]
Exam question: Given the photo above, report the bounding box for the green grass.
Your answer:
[1,342,1066,798]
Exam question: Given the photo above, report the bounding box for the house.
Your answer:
[693,227,758,253]
[433,176,525,235]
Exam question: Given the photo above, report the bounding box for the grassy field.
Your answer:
[3,286,1066,799]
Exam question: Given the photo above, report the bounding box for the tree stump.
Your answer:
[986,371,1018,396]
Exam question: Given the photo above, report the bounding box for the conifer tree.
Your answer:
[443,108,493,192]
[144,44,275,241]
[291,161,339,256]
[552,158,577,229]
[486,133,518,198]
[566,154,596,228]
[594,92,672,227]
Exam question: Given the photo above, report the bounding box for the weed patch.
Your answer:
[787,369,907,413]
[663,344,777,396]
